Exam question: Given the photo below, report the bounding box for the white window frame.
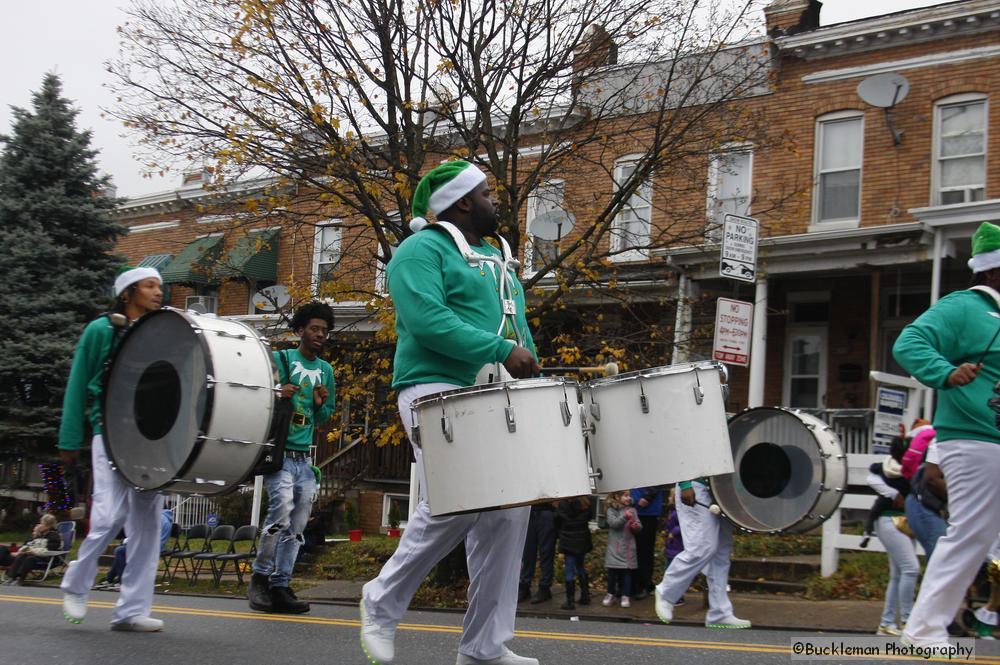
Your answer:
[812,110,864,230]
[312,219,343,295]
[781,292,830,409]
[932,93,988,206]
[610,154,652,262]
[706,145,754,241]
[381,493,410,529]
[522,180,565,277]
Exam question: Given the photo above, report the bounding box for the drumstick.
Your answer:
[976,323,1000,366]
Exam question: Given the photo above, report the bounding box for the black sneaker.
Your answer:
[517,586,531,602]
[530,587,552,604]
[270,586,310,614]
[248,573,272,612]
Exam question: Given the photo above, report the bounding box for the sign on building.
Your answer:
[720,214,758,283]
[872,386,908,454]
[713,298,754,367]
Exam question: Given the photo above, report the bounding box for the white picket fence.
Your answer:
[820,453,925,577]
[169,494,220,528]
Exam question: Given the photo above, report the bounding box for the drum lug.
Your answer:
[411,424,421,447]
[560,400,572,427]
[640,394,649,414]
[440,416,453,443]
[505,406,517,433]
[589,468,603,480]
[589,402,601,421]
[693,385,705,405]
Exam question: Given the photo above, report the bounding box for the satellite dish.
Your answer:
[529,210,576,241]
[857,73,910,109]
[252,285,291,313]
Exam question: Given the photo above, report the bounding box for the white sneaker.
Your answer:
[654,590,673,624]
[111,616,164,632]
[455,647,539,665]
[63,592,87,624]
[601,594,615,607]
[360,599,395,664]
[900,633,954,654]
[706,615,752,629]
[620,596,631,608]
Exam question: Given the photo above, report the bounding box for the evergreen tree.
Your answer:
[0,73,124,456]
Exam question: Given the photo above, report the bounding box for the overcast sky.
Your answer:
[0,0,944,200]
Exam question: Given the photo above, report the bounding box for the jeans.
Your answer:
[904,494,947,560]
[252,456,317,587]
[106,544,127,583]
[564,553,586,584]
[607,568,632,597]
[634,515,659,593]
[519,507,556,590]
[876,515,919,627]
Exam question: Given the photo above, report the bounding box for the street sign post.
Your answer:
[720,214,758,282]
[713,298,753,367]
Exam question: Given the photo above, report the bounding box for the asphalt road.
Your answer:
[3,586,999,665]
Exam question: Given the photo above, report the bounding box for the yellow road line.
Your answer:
[3,594,998,663]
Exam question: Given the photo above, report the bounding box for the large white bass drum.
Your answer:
[582,361,735,493]
[411,377,591,516]
[711,407,847,534]
[102,308,276,496]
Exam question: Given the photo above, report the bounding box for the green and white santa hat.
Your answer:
[968,222,1000,273]
[409,160,487,232]
[115,265,162,296]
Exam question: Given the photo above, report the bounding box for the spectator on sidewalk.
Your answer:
[518,503,557,604]
[603,491,641,608]
[663,490,684,576]
[555,497,592,610]
[629,487,664,600]
[653,479,750,629]
[1,514,61,585]
[95,508,174,591]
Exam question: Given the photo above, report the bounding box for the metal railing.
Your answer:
[800,408,875,455]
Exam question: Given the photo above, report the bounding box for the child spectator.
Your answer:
[555,497,593,610]
[603,490,641,608]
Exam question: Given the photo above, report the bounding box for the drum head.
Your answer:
[711,408,836,533]
[103,310,210,490]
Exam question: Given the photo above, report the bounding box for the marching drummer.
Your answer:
[248,301,336,615]
[360,161,542,665]
[653,478,751,630]
[59,266,166,631]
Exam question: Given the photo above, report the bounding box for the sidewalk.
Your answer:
[296,580,884,634]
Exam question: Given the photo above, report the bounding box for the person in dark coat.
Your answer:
[555,497,593,610]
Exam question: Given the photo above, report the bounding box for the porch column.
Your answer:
[672,273,692,364]
[748,277,768,408]
[924,229,944,418]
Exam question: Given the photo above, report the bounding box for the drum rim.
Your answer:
[101,307,217,492]
[712,405,847,534]
[585,360,725,388]
[411,376,580,408]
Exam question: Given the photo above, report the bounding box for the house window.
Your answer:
[523,181,564,276]
[814,112,863,226]
[707,148,753,240]
[313,221,342,293]
[610,156,652,257]
[381,493,410,529]
[934,95,987,205]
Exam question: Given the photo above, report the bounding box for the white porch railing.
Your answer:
[801,408,874,455]
[169,494,219,528]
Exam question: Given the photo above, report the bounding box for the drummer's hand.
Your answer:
[281,384,300,399]
[947,362,981,386]
[59,449,80,466]
[503,346,541,379]
[680,488,696,507]
[313,385,329,406]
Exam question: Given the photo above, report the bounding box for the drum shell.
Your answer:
[103,309,275,496]
[582,362,734,494]
[412,378,591,517]
[711,407,848,534]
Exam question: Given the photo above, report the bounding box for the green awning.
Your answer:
[215,229,280,282]
[137,253,173,273]
[161,235,224,285]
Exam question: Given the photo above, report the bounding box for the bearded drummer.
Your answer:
[360,161,542,665]
[59,266,166,632]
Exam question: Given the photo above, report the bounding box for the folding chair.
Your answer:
[29,521,76,582]
[212,525,259,587]
[164,524,209,584]
[158,522,183,579]
[190,525,235,585]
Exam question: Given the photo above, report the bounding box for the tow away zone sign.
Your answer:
[713,298,753,367]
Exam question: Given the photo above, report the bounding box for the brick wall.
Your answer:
[358,490,384,535]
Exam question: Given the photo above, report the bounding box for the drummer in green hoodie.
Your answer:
[59,266,166,632]
[360,161,541,665]
[893,221,1000,651]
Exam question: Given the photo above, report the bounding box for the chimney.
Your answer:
[181,167,211,188]
[573,23,618,75]
[764,0,821,37]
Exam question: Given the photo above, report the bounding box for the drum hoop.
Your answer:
[411,377,580,408]
[716,406,846,533]
[585,360,724,388]
[101,307,218,492]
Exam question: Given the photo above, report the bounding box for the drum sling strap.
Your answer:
[253,350,294,476]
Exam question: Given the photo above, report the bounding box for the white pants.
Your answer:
[61,435,164,624]
[362,383,531,660]
[656,482,735,624]
[903,439,1000,646]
